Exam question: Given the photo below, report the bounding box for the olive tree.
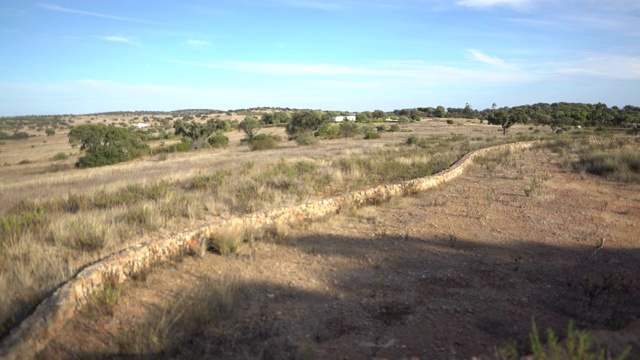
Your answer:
[238,115,262,140]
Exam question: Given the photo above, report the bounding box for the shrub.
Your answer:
[339,121,361,137]
[12,132,29,140]
[69,124,150,168]
[207,133,229,148]
[295,132,318,146]
[248,134,281,151]
[52,152,69,161]
[317,123,340,139]
[364,130,381,139]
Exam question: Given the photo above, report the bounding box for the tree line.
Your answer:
[402,102,640,131]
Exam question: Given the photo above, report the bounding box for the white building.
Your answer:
[331,115,356,122]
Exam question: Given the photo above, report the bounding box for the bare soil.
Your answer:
[38,146,640,359]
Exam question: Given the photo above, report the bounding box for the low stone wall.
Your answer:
[0,141,536,359]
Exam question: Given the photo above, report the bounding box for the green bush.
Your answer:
[12,132,30,140]
[339,122,361,137]
[363,130,381,139]
[317,123,340,139]
[52,152,69,161]
[295,132,318,146]
[69,124,150,168]
[207,133,229,148]
[248,134,281,151]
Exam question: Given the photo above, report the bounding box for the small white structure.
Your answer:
[331,115,356,122]
[135,123,149,128]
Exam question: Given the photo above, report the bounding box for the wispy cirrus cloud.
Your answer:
[102,36,140,45]
[186,39,211,47]
[554,55,640,80]
[39,3,159,24]
[456,0,532,9]
[165,58,535,85]
[467,49,516,69]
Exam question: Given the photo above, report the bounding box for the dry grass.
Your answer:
[0,117,559,338]
[117,273,245,357]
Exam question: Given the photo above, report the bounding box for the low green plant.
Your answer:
[497,319,631,360]
[52,152,69,161]
[248,133,281,150]
[364,130,381,139]
[207,132,229,148]
[524,176,545,197]
[295,131,318,145]
[189,171,228,190]
[89,274,122,316]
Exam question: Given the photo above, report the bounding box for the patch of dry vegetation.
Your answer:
[0,118,573,339]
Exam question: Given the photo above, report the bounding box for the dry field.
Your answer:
[2,115,639,358]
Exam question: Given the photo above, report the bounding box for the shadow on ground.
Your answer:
[78,229,640,360]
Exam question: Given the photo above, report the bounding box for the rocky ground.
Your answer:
[39,145,640,359]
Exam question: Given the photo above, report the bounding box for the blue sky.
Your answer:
[0,0,638,115]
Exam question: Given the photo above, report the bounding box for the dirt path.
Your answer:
[39,146,640,359]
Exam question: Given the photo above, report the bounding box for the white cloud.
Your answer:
[102,36,139,45]
[186,39,211,47]
[554,55,640,80]
[39,3,159,24]
[165,58,535,85]
[456,0,532,9]
[467,49,516,69]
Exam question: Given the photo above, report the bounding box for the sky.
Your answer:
[0,0,639,116]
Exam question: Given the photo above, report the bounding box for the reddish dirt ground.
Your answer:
[39,146,640,359]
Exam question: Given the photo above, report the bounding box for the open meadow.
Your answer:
[1,113,639,358]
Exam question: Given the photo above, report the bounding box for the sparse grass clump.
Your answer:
[576,151,640,183]
[118,274,245,357]
[208,229,243,255]
[497,319,631,360]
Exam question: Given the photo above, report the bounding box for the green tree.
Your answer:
[238,116,261,140]
[69,124,150,168]
[372,110,386,120]
[286,110,328,137]
[463,103,475,119]
[588,102,613,126]
[488,107,527,135]
[261,111,291,124]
